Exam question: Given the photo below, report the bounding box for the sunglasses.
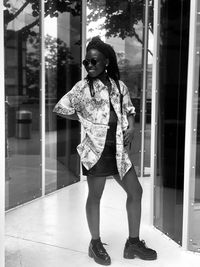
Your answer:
[82,58,98,67]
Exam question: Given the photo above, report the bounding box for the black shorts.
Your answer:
[82,106,119,177]
[82,140,118,177]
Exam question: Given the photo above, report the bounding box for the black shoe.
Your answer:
[123,239,157,260]
[88,239,111,266]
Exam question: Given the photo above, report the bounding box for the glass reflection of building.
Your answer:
[4,1,82,210]
[1,0,200,257]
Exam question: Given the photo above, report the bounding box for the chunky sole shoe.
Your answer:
[123,240,157,261]
[88,240,111,266]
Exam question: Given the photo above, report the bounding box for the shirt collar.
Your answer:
[92,78,118,94]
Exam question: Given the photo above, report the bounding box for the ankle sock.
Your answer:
[128,236,140,244]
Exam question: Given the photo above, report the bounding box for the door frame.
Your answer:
[0,2,5,267]
[183,0,199,251]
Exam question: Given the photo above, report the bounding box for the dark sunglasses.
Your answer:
[82,58,98,67]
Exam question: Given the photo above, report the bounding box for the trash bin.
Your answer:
[16,110,32,139]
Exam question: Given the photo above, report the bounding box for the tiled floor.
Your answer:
[5,178,200,267]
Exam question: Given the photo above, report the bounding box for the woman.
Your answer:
[53,36,157,265]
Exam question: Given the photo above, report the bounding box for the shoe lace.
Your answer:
[137,240,148,248]
[96,241,108,254]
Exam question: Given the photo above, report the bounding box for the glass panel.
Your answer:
[5,0,42,209]
[188,0,200,253]
[45,1,81,193]
[144,1,154,176]
[87,0,145,176]
[154,0,190,245]
[195,3,200,205]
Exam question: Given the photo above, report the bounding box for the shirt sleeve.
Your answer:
[53,81,83,116]
[120,81,136,116]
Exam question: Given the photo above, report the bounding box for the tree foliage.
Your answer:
[87,0,154,40]
[4,0,81,34]
[4,0,153,41]
[26,32,73,97]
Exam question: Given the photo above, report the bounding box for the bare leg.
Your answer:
[86,176,107,239]
[114,167,143,238]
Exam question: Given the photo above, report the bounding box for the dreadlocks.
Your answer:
[85,36,122,111]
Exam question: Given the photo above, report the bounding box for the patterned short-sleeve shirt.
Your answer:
[53,78,135,179]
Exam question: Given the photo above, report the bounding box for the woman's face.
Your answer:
[83,49,109,78]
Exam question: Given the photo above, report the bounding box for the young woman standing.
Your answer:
[54,36,157,265]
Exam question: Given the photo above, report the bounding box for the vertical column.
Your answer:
[40,0,45,196]
[81,0,87,70]
[0,2,5,267]
[140,0,149,176]
[182,0,197,251]
[80,0,87,181]
[151,0,160,225]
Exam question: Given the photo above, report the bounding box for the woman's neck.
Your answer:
[98,71,111,87]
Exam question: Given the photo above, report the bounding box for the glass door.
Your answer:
[4,0,82,208]
[142,0,154,177]
[86,0,153,177]
[153,0,190,245]
[5,1,42,210]
[44,1,81,193]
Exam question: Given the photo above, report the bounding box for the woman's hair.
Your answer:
[86,36,120,83]
[85,36,122,110]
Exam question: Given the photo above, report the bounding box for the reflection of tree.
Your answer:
[4,0,81,33]
[26,32,73,98]
[4,0,153,42]
[45,35,73,69]
[116,51,130,66]
[4,0,79,99]
[45,35,75,99]
[26,32,40,98]
[87,0,153,55]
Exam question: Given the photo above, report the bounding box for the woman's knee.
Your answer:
[87,176,106,203]
[123,169,143,198]
[127,185,143,202]
[87,190,103,204]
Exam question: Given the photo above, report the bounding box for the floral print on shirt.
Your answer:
[53,78,135,179]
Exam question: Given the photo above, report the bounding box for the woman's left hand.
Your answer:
[123,127,135,146]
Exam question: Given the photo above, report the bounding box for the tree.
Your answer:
[87,0,153,55]
[4,0,81,35]
[4,0,153,41]
[25,32,74,98]
[4,0,79,99]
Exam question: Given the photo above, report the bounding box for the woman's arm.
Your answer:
[127,113,135,130]
[53,80,84,120]
[123,114,135,146]
[57,113,79,121]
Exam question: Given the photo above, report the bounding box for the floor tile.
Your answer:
[5,179,200,267]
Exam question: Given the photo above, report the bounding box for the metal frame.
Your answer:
[140,0,150,177]
[80,0,87,181]
[40,0,46,196]
[150,0,160,225]
[182,0,198,251]
[0,2,5,267]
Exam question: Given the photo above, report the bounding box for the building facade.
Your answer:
[0,0,200,266]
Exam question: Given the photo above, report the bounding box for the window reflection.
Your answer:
[86,0,152,175]
[154,0,190,245]
[4,0,41,209]
[45,1,81,193]
[144,2,154,176]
